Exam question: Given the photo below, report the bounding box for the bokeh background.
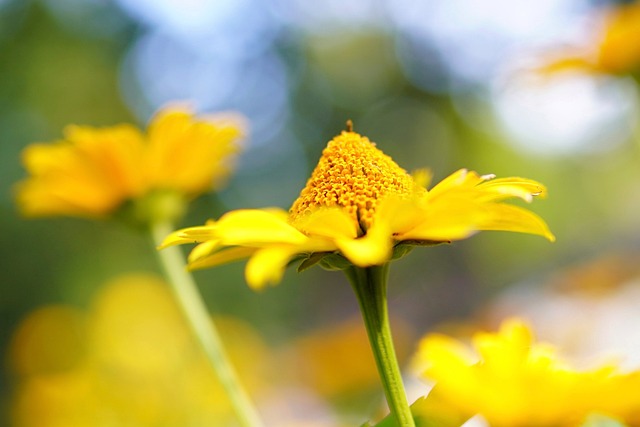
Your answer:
[3,0,640,425]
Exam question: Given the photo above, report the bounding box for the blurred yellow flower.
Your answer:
[16,107,244,221]
[8,274,273,427]
[162,125,554,289]
[595,1,640,74]
[539,2,640,76]
[415,318,640,426]
[291,317,414,400]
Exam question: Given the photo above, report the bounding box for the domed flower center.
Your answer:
[289,128,415,231]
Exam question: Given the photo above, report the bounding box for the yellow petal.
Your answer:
[474,319,535,368]
[215,209,309,246]
[145,107,244,195]
[158,225,218,249]
[476,177,548,202]
[417,334,478,381]
[396,197,484,241]
[335,222,393,267]
[16,123,149,218]
[411,168,433,189]
[427,169,484,197]
[294,208,359,239]
[21,142,74,175]
[477,204,556,242]
[375,196,426,235]
[188,247,258,271]
[536,55,597,75]
[245,246,298,290]
[187,240,221,263]
[65,124,147,198]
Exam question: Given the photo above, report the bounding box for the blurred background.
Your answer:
[3,0,640,425]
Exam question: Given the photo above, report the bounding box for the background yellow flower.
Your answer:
[596,2,640,74]
[537,1,640,76]
[7,274,273,427]
[16,107,245,220]
[415,318,640,426]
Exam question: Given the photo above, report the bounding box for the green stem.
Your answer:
[150,221,265,427]
[345,264,416,427]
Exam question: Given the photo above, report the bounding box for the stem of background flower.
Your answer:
[150,221,265,427]
[345,264,416,427]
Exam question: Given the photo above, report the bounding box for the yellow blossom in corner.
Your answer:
[16,107,245,220]
[596,1,640,74]
[161,124,554,290]
[538,2,640,76]
[415,318,640,426]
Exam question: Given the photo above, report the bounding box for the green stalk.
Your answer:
[150,220,265,427]
[345,264,416,427]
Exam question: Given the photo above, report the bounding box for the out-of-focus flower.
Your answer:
[414,318,640,426]
[15,107,244,222]
[161,124,554,290]
[538,2,640,76]
[486,252,640,382]
[597,2,640,75]
[8,274,273,427]
[291,317,414,401]
[8,306,87,376]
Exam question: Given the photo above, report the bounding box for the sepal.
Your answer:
[319,252,353,270]
[295,251,353,272]
[391,240,448,261]
[296,252,328,272]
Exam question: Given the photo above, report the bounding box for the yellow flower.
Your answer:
[8,274,274,427]
[538,2,640,76]
[415,318,640,427]
[597,1,640,74]
[16,107,244,221]
[291,317,414,399]
[161,125,554,290]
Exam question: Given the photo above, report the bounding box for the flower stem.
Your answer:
[150,221,265,427]
[345,264,416,427]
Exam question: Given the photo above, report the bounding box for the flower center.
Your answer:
[289,129,415,232]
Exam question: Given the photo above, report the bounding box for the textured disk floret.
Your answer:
[289,130,415,231]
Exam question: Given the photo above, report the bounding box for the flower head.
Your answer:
[289,123,417,232]
[414,318,640,426]
[161,126,554,290]
[16,107,245,222]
